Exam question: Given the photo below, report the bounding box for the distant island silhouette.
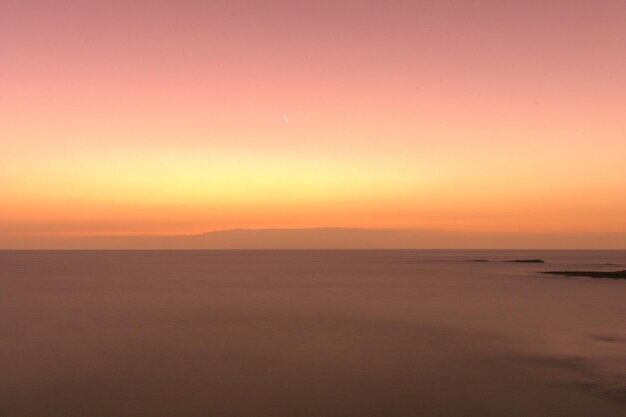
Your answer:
[1,228,625,250]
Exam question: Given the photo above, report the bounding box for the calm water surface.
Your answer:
[1,250,625,416]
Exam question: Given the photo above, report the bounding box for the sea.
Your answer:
[1,250,625,417]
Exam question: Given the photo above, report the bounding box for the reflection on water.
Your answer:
[1,250,625,417]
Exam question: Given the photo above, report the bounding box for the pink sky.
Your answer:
[1,1,625,246]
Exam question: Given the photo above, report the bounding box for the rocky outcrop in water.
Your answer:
[464,259,546,263]
[542,270,626,280]
[504,259,545,263]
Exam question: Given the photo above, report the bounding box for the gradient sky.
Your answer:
[2,0,625,243]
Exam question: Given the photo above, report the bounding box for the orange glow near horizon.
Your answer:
[2,1,626,245]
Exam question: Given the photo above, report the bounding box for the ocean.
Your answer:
[1,250,625,416]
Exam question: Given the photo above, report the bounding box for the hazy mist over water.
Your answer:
[1,250,625,417]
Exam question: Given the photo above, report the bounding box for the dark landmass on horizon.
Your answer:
[1,227,625,250]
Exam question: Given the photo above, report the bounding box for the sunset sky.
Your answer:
[1,1,625,245]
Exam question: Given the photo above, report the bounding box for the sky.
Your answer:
[1,0,625,246]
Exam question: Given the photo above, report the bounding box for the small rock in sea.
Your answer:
[504,259,545,263]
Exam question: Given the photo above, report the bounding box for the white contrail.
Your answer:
[283,113,289,124]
